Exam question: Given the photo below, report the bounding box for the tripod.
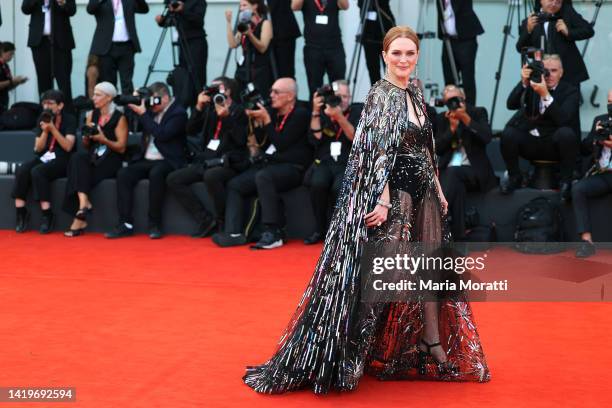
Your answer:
[416,0,440,104]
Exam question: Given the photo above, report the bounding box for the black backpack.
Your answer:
[513,196,565,254]
[0,102,41,130]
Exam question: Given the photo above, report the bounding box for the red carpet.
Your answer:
[0,230,610,407]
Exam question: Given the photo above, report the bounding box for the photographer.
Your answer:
[62,82,128,237]
[22,0,76,109]
[155,0,208,97]
[516,0,593,88]
[12,90,76,234]
[304,79,360,244]
[434,85,496,240]
[500,54,579,201]
[106,82,187,239]
[571,88,612,258]
[268,0,301,78]
[87,0,150,95]
[0,42,28,114]
[212,77,311,249]
[292,0,349,97]
[167,77,248,238]
[357,0,395,85]
[225,0,273,95]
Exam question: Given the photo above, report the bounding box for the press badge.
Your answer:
[315,15,329,25]
[330,142,342,159]
[207,139,220,151]
[39,151,56,163]
[96,145,108,157]
[449,151,463,167]
[265,144,277,155]
[367,11,377,21]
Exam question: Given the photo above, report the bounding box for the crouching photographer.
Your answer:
[106,82,187,239]
[212,78,311,249]
[571,88,612,258]
[434,85,497,241]
[500,53,579,201]
[167,76,248,237]
[12,90,76,233]
[303,80,360,245]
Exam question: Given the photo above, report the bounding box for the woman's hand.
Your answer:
[365,205,389,228]
[438,191,448,216]
[225,10,233,23]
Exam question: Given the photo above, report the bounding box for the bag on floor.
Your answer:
[513,196,565,254]
[0,102,41,130]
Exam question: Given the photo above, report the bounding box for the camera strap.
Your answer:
[334,110,350,140]
[314,0,327,13]
[213,119,223,140]
[275,106,295,133]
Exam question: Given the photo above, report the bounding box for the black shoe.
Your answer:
[417,339,458,379]
[575,240,596,258]
[304,232,323,245]
[191,217,217,238]
[212,232,247,247]
[105,223,134,239]
[15,209,29,233]
[560,182,572,203]
[251,229,283,250]
[39,212,54,234]
[149,225,163,239]
[500,175,523,195]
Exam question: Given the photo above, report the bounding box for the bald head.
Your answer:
[270,77,297,111]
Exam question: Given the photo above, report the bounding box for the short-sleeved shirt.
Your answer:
[301,0,343,48]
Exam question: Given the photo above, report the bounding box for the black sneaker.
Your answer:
[303,232,323,245]
[251,230,283,250]
[575,240,596,258]
[39,212,54,234]
[15,209,29,233]
[105,223,134,239]
[191,217,217,238]
[212,232,247,247]
[149,225,163,239]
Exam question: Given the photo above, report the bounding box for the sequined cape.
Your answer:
[243,79,490,394]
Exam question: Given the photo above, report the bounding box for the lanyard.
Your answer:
[333,111,350,140]
[213,119,223,140]
[275,107,294,133]
[47,115,62,152]
[313,0,327,13]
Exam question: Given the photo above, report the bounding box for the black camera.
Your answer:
[38,109,55,124]
[316,84,342,108]
[169,0,181,10]
[203,85,226,105]
[241,83,268,110]
[114,87,162,108]
[81,124,99,137]
[237,9,253,34]
[535,12,560,23]
[434,96,463,111]
[595,119,612,140]
[520,47,550,83]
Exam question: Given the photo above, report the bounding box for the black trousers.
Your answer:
[99,42,136,95]
[12,156,69,203]
[62,151,123,215]
[31,37,73,107]
[304,160,346,234]
[362,39,384,85]
[571,172,612,235]
[225,163,303,233]
[304,44,346,97]
[273,38,296,79]
[501,126,579,182]
[181,35,208,90]
[440,165,479,239]
[167,164,236,223]
[116,159,174,226]
[442,37,477,105]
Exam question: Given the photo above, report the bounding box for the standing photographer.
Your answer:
[268,0,301,79]
[304,79,360,244]
[516,0,593,88]
[500,54,579,200]
[12,90,76,234]
[357,0,395,85]
[87,0,150,95]
[212,77,311,249]
[434,85,496,240]
[225,0,273,95]
[0,42,28,114]
[21,0,76,109]
[167,77,248,238]
[572,88,612,258]
[62,82,128,237]
[155,0,208,98]
[106,82,187,239]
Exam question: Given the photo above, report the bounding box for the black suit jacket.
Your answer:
[435,105,497,191]
[267,0,300,41]
[162,0,206,39]
[436,0,484,40]
[136,101,188,170]
[581,113,610,158]
[506,80,580,139]
[516,5,593,85]
[87,0,149,55]
[22,0,76,50]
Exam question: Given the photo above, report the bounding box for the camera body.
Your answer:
[114,87,162,108]
[81,124,99,138]
[38,109,55,124]
[237,9,253,34]
[241,83,268,110]
[316,84,342,108]
[434,96,462,111]
[595,120,612,141]
[520,47,550,83]
[203,85,227,105]
[535,12,560,23]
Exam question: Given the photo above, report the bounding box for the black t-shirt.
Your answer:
[302,0,343,47]
[0,60,12,113]
[37,112,77,159]
[309,104,361,164]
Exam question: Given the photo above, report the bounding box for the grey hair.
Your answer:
[543,54,563,69]
[443,84,465,98]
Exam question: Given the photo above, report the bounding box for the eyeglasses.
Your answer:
[270,89,290,95]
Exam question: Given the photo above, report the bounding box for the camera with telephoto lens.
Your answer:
[535,12,560,23]
[434,96,463,111]
[241,83,269,110]
[316,84,342,108]
[81,124,99,138]
[114,87,162,108]
[38,109,55,124]
[203,85,226,105]
[237,9,253,34]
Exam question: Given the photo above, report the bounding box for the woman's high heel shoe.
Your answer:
[418,339,459,378]
[75,207,93,221]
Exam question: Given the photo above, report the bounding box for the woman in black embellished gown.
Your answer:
[243,26,490,394]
